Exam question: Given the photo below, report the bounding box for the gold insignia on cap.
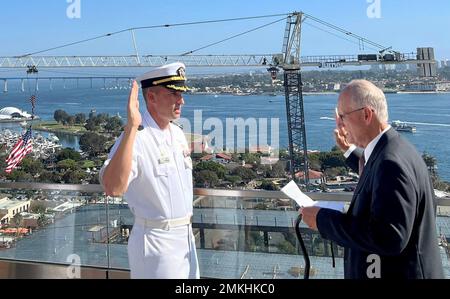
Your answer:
[177,67,186,79]
[166,84,189,91]
[152,76,184,85]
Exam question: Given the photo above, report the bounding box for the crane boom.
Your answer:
[0,53,432,68]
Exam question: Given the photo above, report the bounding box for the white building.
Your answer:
[0,107,33,120]
[0,197,31,225]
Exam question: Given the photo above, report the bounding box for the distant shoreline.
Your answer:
[0,117,41,124]
[32,121,85,136]
[396,91,450,94]
[32,127,84,136]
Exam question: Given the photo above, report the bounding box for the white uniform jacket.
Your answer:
[100,109,199,279]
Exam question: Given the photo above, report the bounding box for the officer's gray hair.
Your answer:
[142,86,161,103]
[342,79,389,123]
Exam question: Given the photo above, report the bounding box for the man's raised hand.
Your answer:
[127,81,142,130]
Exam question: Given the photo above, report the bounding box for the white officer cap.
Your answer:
[136,62,189,92]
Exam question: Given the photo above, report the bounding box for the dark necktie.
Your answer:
[359,153,366,177]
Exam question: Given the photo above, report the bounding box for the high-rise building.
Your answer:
[417,47,437,77]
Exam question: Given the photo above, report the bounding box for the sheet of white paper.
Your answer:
[281,180,315,207]
[281,180,345,212]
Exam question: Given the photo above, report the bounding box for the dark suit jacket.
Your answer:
[317,128,444,279]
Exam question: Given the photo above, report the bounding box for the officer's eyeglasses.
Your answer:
[336,106,367,121]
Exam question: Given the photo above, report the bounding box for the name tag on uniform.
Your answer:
[158,148,171,164]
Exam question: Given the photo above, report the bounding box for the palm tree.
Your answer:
[12,213,24,239]
[422,152,437,177]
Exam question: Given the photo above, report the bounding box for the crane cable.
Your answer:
[302,20,381,53]
[17,13,291,58]
[180,17,287,56]
[302,13,387,50]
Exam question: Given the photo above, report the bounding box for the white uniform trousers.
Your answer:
[127,223,199,279]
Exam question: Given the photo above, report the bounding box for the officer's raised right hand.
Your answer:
[127,80,142,130]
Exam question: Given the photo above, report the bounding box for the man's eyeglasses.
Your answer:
[336,107,366,121]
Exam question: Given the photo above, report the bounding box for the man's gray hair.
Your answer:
[342,79,389,123]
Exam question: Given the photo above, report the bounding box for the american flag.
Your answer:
[30,95,36,117]
[5,127,33,173]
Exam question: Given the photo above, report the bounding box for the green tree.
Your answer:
[79,133,108,156]
[12,213,23,228]
[20,158,44,176]
[62,170,86,184]
[75,113,86,124]
[308,152,322,171]
[225,175,242,187]
[56,148,81,162]
[259,180,279,191]
[6,170,33,182]
[232,166,256,182]
[96,113,109,124]
[242,152,260,165]
[194,170,219,188]
[54,109,69,124]
[320,151,346,170]
[67,116,76,126]
[57,159,79,171]
[422,152,437,177]
[80,160,95,169]
[194,161,227,179]
[85,118,100,131]
[270,161,286,178]
[39,171,61,183]
[105,116,123,133]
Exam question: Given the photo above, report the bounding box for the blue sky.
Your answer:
[1,0,449,60]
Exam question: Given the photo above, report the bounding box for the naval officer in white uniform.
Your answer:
[100,62,199,279]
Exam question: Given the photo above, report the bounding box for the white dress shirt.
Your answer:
[343,126,392,165]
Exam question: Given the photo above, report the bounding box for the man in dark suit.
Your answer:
[301,80,444,279]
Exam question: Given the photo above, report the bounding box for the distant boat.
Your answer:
[48,133,60,143]
[391,120,416,133]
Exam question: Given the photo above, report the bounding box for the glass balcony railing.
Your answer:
[0,182,448,279]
